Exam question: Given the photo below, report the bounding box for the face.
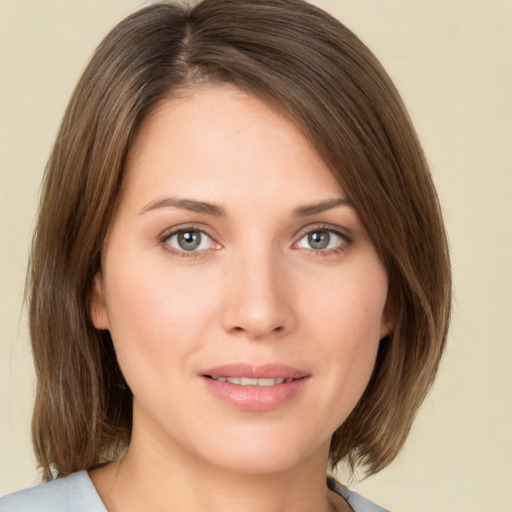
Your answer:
[91,85,392,475]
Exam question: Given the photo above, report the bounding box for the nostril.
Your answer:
[222,294,293,338]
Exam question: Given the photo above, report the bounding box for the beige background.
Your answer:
[1,1,511,510]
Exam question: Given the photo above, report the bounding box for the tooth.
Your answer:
[220,377,289,386]
[240,377,258,386]
[257,378,276,387]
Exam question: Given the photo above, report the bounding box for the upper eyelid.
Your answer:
[157,223,351,248]
[294,223,351,240]
[159,226,219,256]
[292,224,352,253]
[159,223,217,241]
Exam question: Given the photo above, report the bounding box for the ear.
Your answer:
[379,296,395,340]
[90,272,109,330]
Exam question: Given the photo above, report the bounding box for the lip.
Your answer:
[200,363,310,412]
[202,363,309,380]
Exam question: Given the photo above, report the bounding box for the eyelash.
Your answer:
[159,224,217,259]
[158,224,351,259]
[293,224,352,257]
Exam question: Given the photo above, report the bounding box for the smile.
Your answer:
[208,377,289,386]
[201,363,310,411]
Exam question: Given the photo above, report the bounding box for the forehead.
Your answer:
[121,85,344,211]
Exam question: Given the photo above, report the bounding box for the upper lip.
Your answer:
[201,363,309,380]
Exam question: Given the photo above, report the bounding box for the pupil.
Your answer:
[309,231,330,250]
[178,231,201,251]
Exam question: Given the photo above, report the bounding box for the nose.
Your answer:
[221,249,296,340]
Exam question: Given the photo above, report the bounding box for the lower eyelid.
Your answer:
[305,245,347,257]
[160,228,218,253]
[158,225,350,256]
[295,228,350,250]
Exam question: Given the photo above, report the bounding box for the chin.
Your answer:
[193,428,329,476]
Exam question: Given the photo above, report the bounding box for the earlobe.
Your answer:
[379,320,393,340]
[90,273,109,330]
[379,297,395,340]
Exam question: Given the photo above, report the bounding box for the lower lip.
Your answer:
[202,377,309,412]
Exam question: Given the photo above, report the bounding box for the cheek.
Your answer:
[304,261,388,346]
[100,256,222,384]
[300,263,387,413]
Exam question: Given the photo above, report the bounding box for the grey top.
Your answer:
[0,471,390,512]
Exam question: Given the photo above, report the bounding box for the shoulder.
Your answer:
[328,476,391,512]
[0,471,106,512]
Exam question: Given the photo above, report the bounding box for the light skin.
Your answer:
[90,85,393,512]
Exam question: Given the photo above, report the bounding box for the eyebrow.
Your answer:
[140,197,226,216]
[139,196,352,217]
[292,197,353,217]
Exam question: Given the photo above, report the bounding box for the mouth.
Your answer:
[200,363,310,411]
[204,376,295,386]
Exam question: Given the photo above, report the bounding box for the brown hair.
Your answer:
[29,0,451,481]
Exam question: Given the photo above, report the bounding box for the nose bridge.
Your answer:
[222,242,294,339]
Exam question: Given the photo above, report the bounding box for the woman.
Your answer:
[0,1,451,511]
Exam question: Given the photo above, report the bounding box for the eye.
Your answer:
[164,229,216,253]
[295,228,347,252]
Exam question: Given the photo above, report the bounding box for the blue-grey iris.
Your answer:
[308,231,330,250]
[178,231,201,251]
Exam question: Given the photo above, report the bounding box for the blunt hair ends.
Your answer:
[28,0,451,480]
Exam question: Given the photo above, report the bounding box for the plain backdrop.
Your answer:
[1,1,511,511]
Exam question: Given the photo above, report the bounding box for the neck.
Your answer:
[89,401,348,512]
[91,430,342,512]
